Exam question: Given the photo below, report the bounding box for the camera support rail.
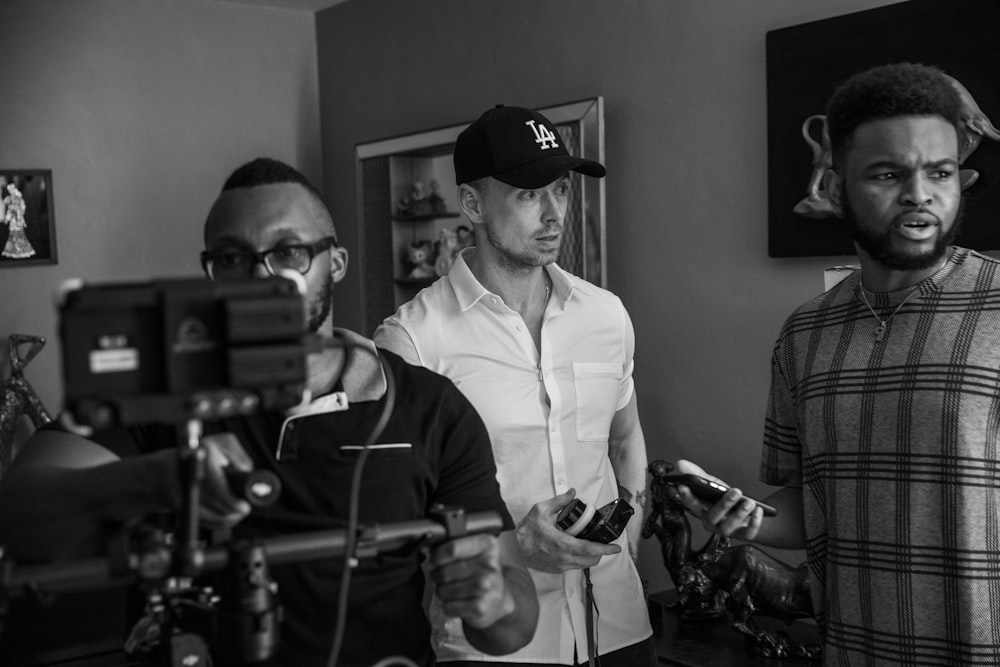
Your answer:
[0,508,504,599]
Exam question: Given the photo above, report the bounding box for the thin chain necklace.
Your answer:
[857,285,921,343]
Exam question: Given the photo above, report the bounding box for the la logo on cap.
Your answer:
[525,120,559,150]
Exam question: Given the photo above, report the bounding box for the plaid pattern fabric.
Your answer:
[761,247,1000,666]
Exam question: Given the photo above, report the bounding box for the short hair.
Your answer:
[826,63,963,170]
[220,157,337,241]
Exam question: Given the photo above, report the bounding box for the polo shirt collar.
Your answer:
[331,328,386,403]
[451,247,591,310]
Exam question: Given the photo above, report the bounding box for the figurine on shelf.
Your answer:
[406,240,435,280]
[409,180,436,217]
[426,179,447,215]
[434,227,459,277]
[455,224,475,252]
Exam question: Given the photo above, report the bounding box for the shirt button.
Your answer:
[550,425,557,432]
[516,324,523,331]
[287,422,295,431]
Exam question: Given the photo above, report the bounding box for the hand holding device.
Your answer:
[515,490,620,573]
[664,473,778,517]
[555,497,634,543]
[429,533,512,629]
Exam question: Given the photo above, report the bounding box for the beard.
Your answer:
[483,222,561,270]
[843,190,963,271]
[308,271,333,332]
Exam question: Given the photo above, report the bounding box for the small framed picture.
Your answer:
[0,169,57,268]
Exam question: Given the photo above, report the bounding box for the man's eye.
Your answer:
[871,172,897,182]
[270,246,306,263]
[216,253,250,268]
[519,190,539,201]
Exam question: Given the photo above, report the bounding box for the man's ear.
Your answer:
[458,183,485,224]
[330,246,349,284]
[824,168,843,210]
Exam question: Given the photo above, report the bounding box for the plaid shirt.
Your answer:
[762,247,1000,665]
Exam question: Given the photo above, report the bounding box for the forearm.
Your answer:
[617,462,646,561]
[0,453,176,561]
[463,565,538,655]
[748,485,806,549]
[607,395,648,560]
[611,439,648,560]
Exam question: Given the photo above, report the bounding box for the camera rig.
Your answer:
[0,276,505,667]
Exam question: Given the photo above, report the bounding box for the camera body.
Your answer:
[556,497,634,544]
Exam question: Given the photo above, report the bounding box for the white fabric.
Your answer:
[375,250,651,663]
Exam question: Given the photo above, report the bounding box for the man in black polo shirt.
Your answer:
[0,158,538,666]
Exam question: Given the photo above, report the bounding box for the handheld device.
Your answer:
[555,497,634,543]
[663,473,778,517]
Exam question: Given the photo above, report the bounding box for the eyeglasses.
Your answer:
[201,236,338,280]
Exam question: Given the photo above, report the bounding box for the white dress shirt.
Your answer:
[375,250,652,663]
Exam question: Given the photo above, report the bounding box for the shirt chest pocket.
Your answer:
[572,361,622,442]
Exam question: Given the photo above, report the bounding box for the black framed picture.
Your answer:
[0,170,57,268]
[767,0,1000,257]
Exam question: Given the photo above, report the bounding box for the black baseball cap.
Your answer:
[454,105,606,189]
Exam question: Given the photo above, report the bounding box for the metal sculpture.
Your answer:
[643,460,820,660]
[0,334,52,475]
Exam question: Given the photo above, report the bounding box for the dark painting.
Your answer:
[766,0,1000,257]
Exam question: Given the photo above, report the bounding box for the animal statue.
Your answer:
[792,73,1000,219]
[0,334,52,476]
[643,459,820,660]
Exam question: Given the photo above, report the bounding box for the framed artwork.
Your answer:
[766,0,1000,257]
[0,170,57,267]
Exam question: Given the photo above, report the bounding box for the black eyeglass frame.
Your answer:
[200,236,338,280]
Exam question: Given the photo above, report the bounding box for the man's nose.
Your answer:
[900,174,933,207]
[541,191,565,222]
[251,259,272,278]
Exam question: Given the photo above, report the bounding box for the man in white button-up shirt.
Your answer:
[375,105,653,666]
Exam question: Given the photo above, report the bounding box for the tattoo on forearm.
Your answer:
[618,486,647,510]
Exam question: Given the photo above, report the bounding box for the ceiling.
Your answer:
[207,0,349,12]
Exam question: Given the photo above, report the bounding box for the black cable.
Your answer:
[323,333,396,667]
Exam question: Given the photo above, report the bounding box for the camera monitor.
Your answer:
[59,276,315,429]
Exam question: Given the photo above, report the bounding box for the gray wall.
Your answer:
[315,0,900,592]
[0,0,321,420]
[1,0,909,594]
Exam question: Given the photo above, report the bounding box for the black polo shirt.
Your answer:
[94,341,512,667]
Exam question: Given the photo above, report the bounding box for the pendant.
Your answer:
[874,321,887,342]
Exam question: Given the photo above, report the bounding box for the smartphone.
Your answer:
[663,473,778,517]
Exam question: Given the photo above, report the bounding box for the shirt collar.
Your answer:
[330,328,386,402]
[450,247,590,310]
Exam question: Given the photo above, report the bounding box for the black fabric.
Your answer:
[86,349,511,667]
